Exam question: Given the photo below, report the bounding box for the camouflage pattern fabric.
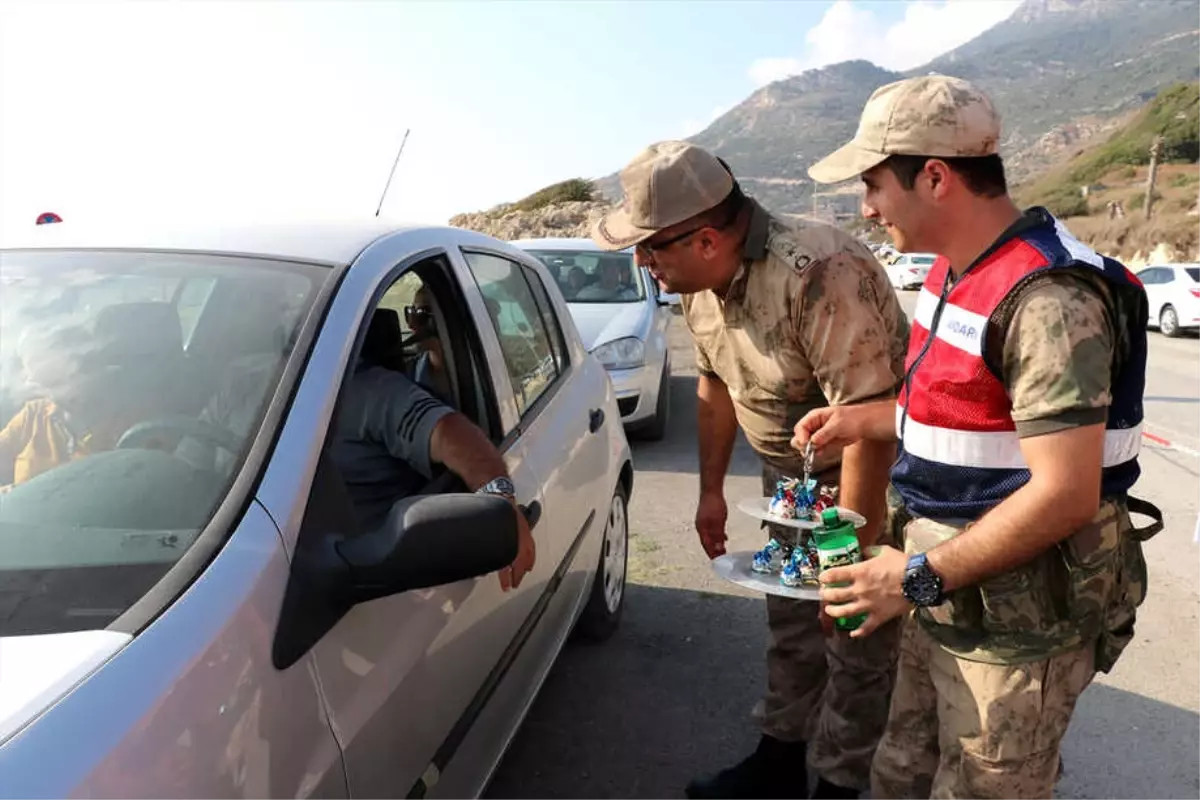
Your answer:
[871,619,1095,799]
[808,74,1001,184]
[994,270,1118,435]
[902,498,1144,670]
[755,463,900,791]
[681,201,909,478]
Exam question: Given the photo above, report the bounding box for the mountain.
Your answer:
[1018,80,1199,216]
[594,0,1200,216]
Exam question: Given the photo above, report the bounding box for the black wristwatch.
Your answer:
[901,553,945,607]
[476,476,516,502]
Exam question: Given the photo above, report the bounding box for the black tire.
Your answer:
[1161,305,1181,338]
[574,483,629,642]
[637,363,671,441]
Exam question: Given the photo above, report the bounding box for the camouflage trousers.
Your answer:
[871,618,1096,799]
[755,464,901,791]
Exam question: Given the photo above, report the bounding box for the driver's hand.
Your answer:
[500,504,536,591]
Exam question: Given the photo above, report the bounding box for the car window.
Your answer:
[521,265,569,373]
[525,249,645,304]
[462,252,559,420]
[911,255,937,265]
[1186,267,1200,283]
[325,263,467,532]
[1140,268,1165,285]
[176,277,218,347]
[0,249,327,636]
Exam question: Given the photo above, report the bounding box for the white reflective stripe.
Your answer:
[912,288,940,330]
[900,412,1143,469]
[911,288,987,356]
[1052,218,1104,268]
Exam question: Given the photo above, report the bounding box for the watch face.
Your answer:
[487,477,515,497]
[904,567,942,606]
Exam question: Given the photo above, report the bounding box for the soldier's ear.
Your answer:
[924,159,953,200]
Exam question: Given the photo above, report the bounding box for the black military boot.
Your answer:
[810,777,860,799]
[684,735,806,799]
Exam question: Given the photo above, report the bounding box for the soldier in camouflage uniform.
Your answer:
[592,141,910,799]
[795,75,1163,799]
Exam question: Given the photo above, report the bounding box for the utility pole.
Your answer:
[1145,135,1163,220]
[375,128,411,218]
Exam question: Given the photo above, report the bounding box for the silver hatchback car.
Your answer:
[0,221,633,797]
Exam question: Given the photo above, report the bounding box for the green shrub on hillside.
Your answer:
[1020,81,1199,208]
[510,178,595,213]
[1043,190,1090,218]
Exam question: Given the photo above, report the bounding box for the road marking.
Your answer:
[1142,428,1200,459]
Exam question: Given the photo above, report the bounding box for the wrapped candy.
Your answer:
[767,477,800,519]
[813,485,839,514]
[751,538,790,574]
[779,542,820,587]
[768,476,820,521]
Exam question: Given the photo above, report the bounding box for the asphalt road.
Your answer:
[486,293,1200,800]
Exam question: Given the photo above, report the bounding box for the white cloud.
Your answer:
[747,0,1022,86]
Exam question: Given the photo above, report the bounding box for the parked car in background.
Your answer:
[514,237,676,440]
[1137,263,1200,337]
[0,220,633,798]
[885,252,937,290]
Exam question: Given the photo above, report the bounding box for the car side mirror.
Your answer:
[657,291,681,307]
[338,493,519,604]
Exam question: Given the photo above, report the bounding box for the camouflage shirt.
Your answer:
[991,270,1120,435]
[681,201,910,475]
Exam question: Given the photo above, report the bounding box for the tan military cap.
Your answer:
[808,74,1001,184]
[592,140,735,251]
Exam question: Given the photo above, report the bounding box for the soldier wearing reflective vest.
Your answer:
[794,74,1162,799]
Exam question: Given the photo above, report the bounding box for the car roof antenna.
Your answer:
[375,128,411,218]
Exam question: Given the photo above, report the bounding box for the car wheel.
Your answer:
[1161,305,1180,337]
[637,363,670,441]
[574,483,628,642]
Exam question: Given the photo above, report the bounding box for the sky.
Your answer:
[0,0,1022,231]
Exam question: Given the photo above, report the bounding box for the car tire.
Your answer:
[1161,305,1181,337]
[637,363,671,441]
[574,483,629,642]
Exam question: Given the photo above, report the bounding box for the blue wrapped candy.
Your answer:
[752,538,789,574]
[780,541,820,587]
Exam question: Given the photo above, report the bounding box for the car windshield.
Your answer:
[0,249,327,636]
[911,256,937,265]
[526,250,646,304]
[1185,267,1199,283]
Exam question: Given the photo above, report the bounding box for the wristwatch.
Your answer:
[901,553,945,607]
[476,476,516,502]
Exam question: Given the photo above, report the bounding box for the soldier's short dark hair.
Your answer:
[885,154,1007,198]
[693,180,748,231]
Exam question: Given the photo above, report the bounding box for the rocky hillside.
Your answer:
[593,0,1199,215]
[448,177,615,240]
[449,199,613,241]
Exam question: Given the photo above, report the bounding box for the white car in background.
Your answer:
[886,252,937,290]
[1137,263,1200,337]
[514,238,676,440]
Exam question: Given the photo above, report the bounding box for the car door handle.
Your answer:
[588,407,605,434]
[519,501,541,530]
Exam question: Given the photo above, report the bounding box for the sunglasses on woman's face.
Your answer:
[404,305,435,329]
